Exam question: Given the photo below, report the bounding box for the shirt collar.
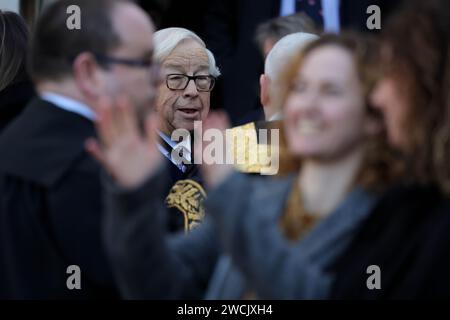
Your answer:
[158,130,177,149]
[157,130,192,172]
[40,92,96,121]
[157,130,192,160]
[268,112,283,122]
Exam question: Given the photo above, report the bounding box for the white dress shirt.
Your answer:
[40,92,96,121]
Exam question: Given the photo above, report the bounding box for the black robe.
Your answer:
[160,140,206,233]
[0,98,119,299]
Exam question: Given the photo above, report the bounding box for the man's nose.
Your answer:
[183,78,199,97]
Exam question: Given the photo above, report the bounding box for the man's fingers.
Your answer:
[94,94,109,114]
[95,103,115,148]
[144,112,163,164]
[95,96,117,147]
[118,96,140,137]
[203,110,230,132]
[144,111,159,145]
[95,95,140,147]
[109,96,128,141]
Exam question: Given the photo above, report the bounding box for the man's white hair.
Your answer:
[265,32,319,82]
[154,27,221,77]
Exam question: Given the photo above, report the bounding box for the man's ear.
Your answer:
[260,74,270,108]
[73,52,103,100]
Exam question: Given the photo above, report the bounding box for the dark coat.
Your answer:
[0,98,119,299]
[330,183,450,299]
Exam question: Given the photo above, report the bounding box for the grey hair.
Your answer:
[154,27,220,77]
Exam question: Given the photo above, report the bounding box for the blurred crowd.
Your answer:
[1,0,450,299]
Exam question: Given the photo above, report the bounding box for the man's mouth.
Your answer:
[178,108,200,118]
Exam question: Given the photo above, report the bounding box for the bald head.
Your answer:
[260,32,319,120]
[265,32,319,82]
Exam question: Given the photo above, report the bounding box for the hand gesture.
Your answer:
[86,96,163,189]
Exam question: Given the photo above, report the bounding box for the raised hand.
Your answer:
[86,96,163,189]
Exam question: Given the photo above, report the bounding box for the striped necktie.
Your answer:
[158,137,191,173]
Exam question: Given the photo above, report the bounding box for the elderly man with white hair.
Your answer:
[151,28,220,232]
[154,27,220,135]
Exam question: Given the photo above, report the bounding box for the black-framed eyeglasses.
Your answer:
[166,74,215,92]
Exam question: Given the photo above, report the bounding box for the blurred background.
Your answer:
[1,0,402,126]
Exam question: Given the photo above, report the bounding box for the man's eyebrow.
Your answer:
[163,63,211,74]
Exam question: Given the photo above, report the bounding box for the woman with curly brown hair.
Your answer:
[330,0,450,299]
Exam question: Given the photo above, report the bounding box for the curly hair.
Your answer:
[380,0,450,193]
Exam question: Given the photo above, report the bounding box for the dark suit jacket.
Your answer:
[0,98,119,299]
